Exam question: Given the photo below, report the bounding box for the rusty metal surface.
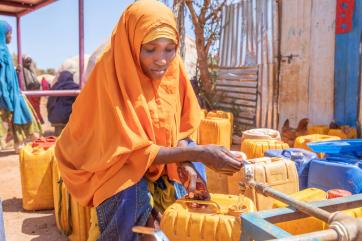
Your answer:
[0,0,56,17]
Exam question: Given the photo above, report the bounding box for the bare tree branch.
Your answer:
[178,0,227,95]
[199,0,211,25]
[185,0,199,27]
[205,32,215,53]
[205,1,225,22]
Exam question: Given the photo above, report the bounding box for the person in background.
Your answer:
[0,20,42,151]
[21,55,38,90]
[55,1,243,240]
[21,55,44,124]
[41,76,50,91]
[47,70,79,135]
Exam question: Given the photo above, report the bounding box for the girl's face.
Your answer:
[140,38,176,81]
[6,31,12,44]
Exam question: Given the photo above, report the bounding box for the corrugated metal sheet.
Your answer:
[278,0,336,128]
[218,0,279,129]
[219,0,277,67]
[334,0,362,127]
[216,67,258,128]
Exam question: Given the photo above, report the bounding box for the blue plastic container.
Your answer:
[264,148,318,190]
[308,157,362,194]
[308,139,362,155]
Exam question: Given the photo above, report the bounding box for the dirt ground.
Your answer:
[0,98,68,241]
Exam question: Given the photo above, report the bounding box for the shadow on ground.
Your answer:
[22,213,67,241]
[2,198,22,212]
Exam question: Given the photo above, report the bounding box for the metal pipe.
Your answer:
[268,229,338,241]
[132,227,169,241]
[247,180,333,223]
[78,0,85,88]
[22,90,80,97]
[16,16,23,90]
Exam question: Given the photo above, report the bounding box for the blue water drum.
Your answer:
[308,157,362,194]
[264,148,318,190]
[307,139,362,155]
[307,140,362,194]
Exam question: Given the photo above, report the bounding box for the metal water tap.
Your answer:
[132,226,169,241]
[239,160,254,193]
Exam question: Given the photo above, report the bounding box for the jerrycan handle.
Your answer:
[281,150,292,158]
[176,199,221,214]
[281,150,304,161]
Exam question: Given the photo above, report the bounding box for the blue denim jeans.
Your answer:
[96,140,206,241]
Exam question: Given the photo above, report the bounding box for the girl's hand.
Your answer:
[177,162,209,200]
[195,145,244,175]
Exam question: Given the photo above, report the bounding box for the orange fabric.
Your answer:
[143,24,178,44]
[55,0,201,207]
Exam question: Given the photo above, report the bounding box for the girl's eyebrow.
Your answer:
[142,42,177,47]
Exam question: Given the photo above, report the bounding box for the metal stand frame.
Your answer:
[241,194,362,241]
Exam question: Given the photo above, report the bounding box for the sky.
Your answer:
[2,0,135,69]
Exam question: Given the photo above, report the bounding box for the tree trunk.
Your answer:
[194,25,211,93]
[174,2,186,59]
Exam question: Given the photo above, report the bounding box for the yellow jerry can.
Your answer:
[241,139,289,159]
[241,128,281,142]
[307,125,330,135]
[328,126,357,139]
[53,160,91,241]
[273,188,327,208]
[199,117,231,149]
[206,110,234,141]
[239,157,299,210]
[294,134,341,157]
[271,188,362,235]
[274,188,327,235]
[161,193,255,241]
[276,206,362,235]
[19,144,54,211]
[198,117,232,193]
[189,109,208,144]
[87,207,100,241]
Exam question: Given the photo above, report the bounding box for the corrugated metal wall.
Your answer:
[216,67,259,128]
[219,0,337,129]
[278,0,336,128]
[219,0,277,67]
[218,0,279,129]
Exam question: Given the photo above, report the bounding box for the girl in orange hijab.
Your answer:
[55,1,242,240]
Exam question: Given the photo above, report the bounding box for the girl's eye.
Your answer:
[144,48,155,53]
[165,48,175,53]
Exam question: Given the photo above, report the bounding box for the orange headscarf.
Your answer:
[55,0,201,207]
